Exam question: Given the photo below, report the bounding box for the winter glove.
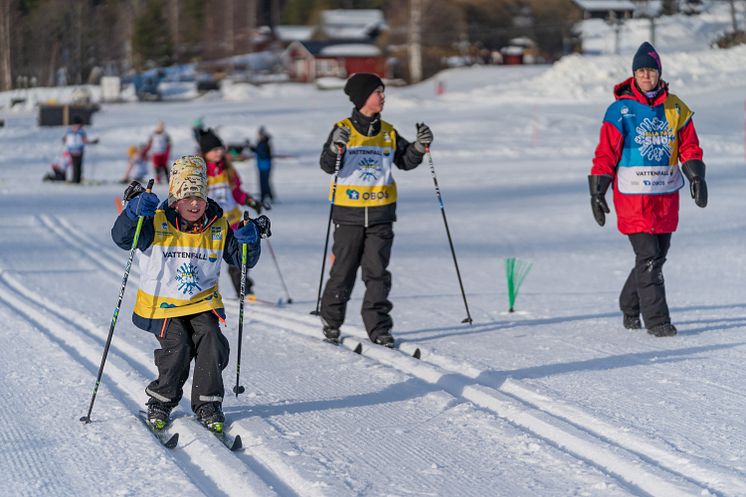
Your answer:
[124,191,159,221]
[414,123,434,153]
[123,180,145,202]
[234,221,259,245]
[588,174,612,227]
[328,125,350,155]
[681,159,707,208]
[253,215,272,239]
[245,196,262,214]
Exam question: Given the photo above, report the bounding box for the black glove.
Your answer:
[253,215,272,239]
[681,159,707,208]
[123,181,145,202]
[588,174,612,227]
[246,196,262,214]
[414,123,433,153]
[329,126,350,154]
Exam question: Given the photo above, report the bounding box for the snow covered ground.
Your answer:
[2,19,746,497]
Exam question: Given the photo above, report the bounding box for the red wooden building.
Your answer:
[283,40,385,83]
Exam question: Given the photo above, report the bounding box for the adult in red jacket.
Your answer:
[589,42,707,337]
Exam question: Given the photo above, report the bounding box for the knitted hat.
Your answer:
[168,155,208,206]
[344,73,385,110]
[632,42,662,75]
[198,128,224,154]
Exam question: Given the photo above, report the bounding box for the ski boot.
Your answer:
[147,402,173,431]
[647,323,677,337]
[196,402,225,433]
[372,332,395,349]
[322,326,341,344]
[623,314,642,330]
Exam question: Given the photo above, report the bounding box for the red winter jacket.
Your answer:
[591,77,703,235]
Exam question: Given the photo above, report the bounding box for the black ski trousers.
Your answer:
[320,223,394,339]
[145,311,230,413]
[619,232,672,329]
[228,264,253,298]
[71,153,83,183]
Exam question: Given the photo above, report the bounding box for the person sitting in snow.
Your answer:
[588,42,707,337]
[111,156,264,432]
[119,143,149,184]
[318,73,433,348]
[198,127,263,298]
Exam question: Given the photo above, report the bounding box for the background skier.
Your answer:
[318,72,433,348]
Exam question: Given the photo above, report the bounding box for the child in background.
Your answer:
[43,150,72,182]
[110,156,263,432]
[120,144,149,184]
[198,128,263,297]
[145,120,172,184]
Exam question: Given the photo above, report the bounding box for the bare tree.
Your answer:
[0,0,12,91]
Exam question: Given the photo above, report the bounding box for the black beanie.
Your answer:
[344,73,385,110]
[632,42,662,75]
[199,128,224,154]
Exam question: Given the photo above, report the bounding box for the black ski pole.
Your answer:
[425,145,473,324]
[311,145,343,315]
[233,211,250,396]
[81,178,154,423]
[266,239,293,304]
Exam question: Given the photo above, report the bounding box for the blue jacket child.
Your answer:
[111,155,261,433]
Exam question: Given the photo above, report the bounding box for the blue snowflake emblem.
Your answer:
[358,158,381,182]
[634,117,674,162]
[176,262,202,295]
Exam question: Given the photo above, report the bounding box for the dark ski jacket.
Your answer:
[111,197,260,333]
[319,108,424,226]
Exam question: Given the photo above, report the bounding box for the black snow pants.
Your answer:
[320,223,394,340]
[70,153,84,184]
[145,311,230,413]
[619,232,672,329]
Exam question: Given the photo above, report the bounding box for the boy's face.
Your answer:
[204,147,224,162]
[174,196,207,223]
[360,86,385,116]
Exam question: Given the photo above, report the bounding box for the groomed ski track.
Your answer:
[0,212,737,496]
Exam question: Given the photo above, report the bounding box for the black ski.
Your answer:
[332,337,420,359]
[194,419,243,451]
[138,411,179,449]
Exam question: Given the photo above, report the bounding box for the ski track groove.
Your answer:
[47,213,741,496]
[242,303,743,497]
[0,271,295,497]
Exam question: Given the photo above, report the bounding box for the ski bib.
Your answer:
[207,170,242,226]
[330,118,398,207]
[607,95,692,195]
[134,211,227,320]
[149,132,170,154]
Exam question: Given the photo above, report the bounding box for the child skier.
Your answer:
[198,128,263,298]
[318,72,433,347]
[588,42,707,337]
[62,116,98,183]
[252,126,274,204]
[111,156,263,432]
[145,120,172,184]
[119,144,149,184]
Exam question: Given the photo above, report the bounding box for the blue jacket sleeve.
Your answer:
[223,226,261,269]
[111,211,155,251]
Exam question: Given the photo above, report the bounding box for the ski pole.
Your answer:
[311,145,343,315]
[266,239,293,304]
[233,211,250,396]
[425,145,473,324]
[81,178,154,424]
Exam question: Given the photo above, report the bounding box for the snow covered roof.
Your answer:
[275,25,314,43]
[319,9,387,40]
[319,44,381,57]
[573,0,635,10]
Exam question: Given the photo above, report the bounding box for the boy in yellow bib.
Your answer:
[111,156,262,432]
[319,73,434,347]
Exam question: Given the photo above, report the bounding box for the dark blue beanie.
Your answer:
[632,42,662,75]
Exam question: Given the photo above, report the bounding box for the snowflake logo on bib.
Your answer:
[358,157,381,182]
[634,117,674,162]
[176,262,202,295]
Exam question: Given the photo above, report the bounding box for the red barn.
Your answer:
[283,40,385,83]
